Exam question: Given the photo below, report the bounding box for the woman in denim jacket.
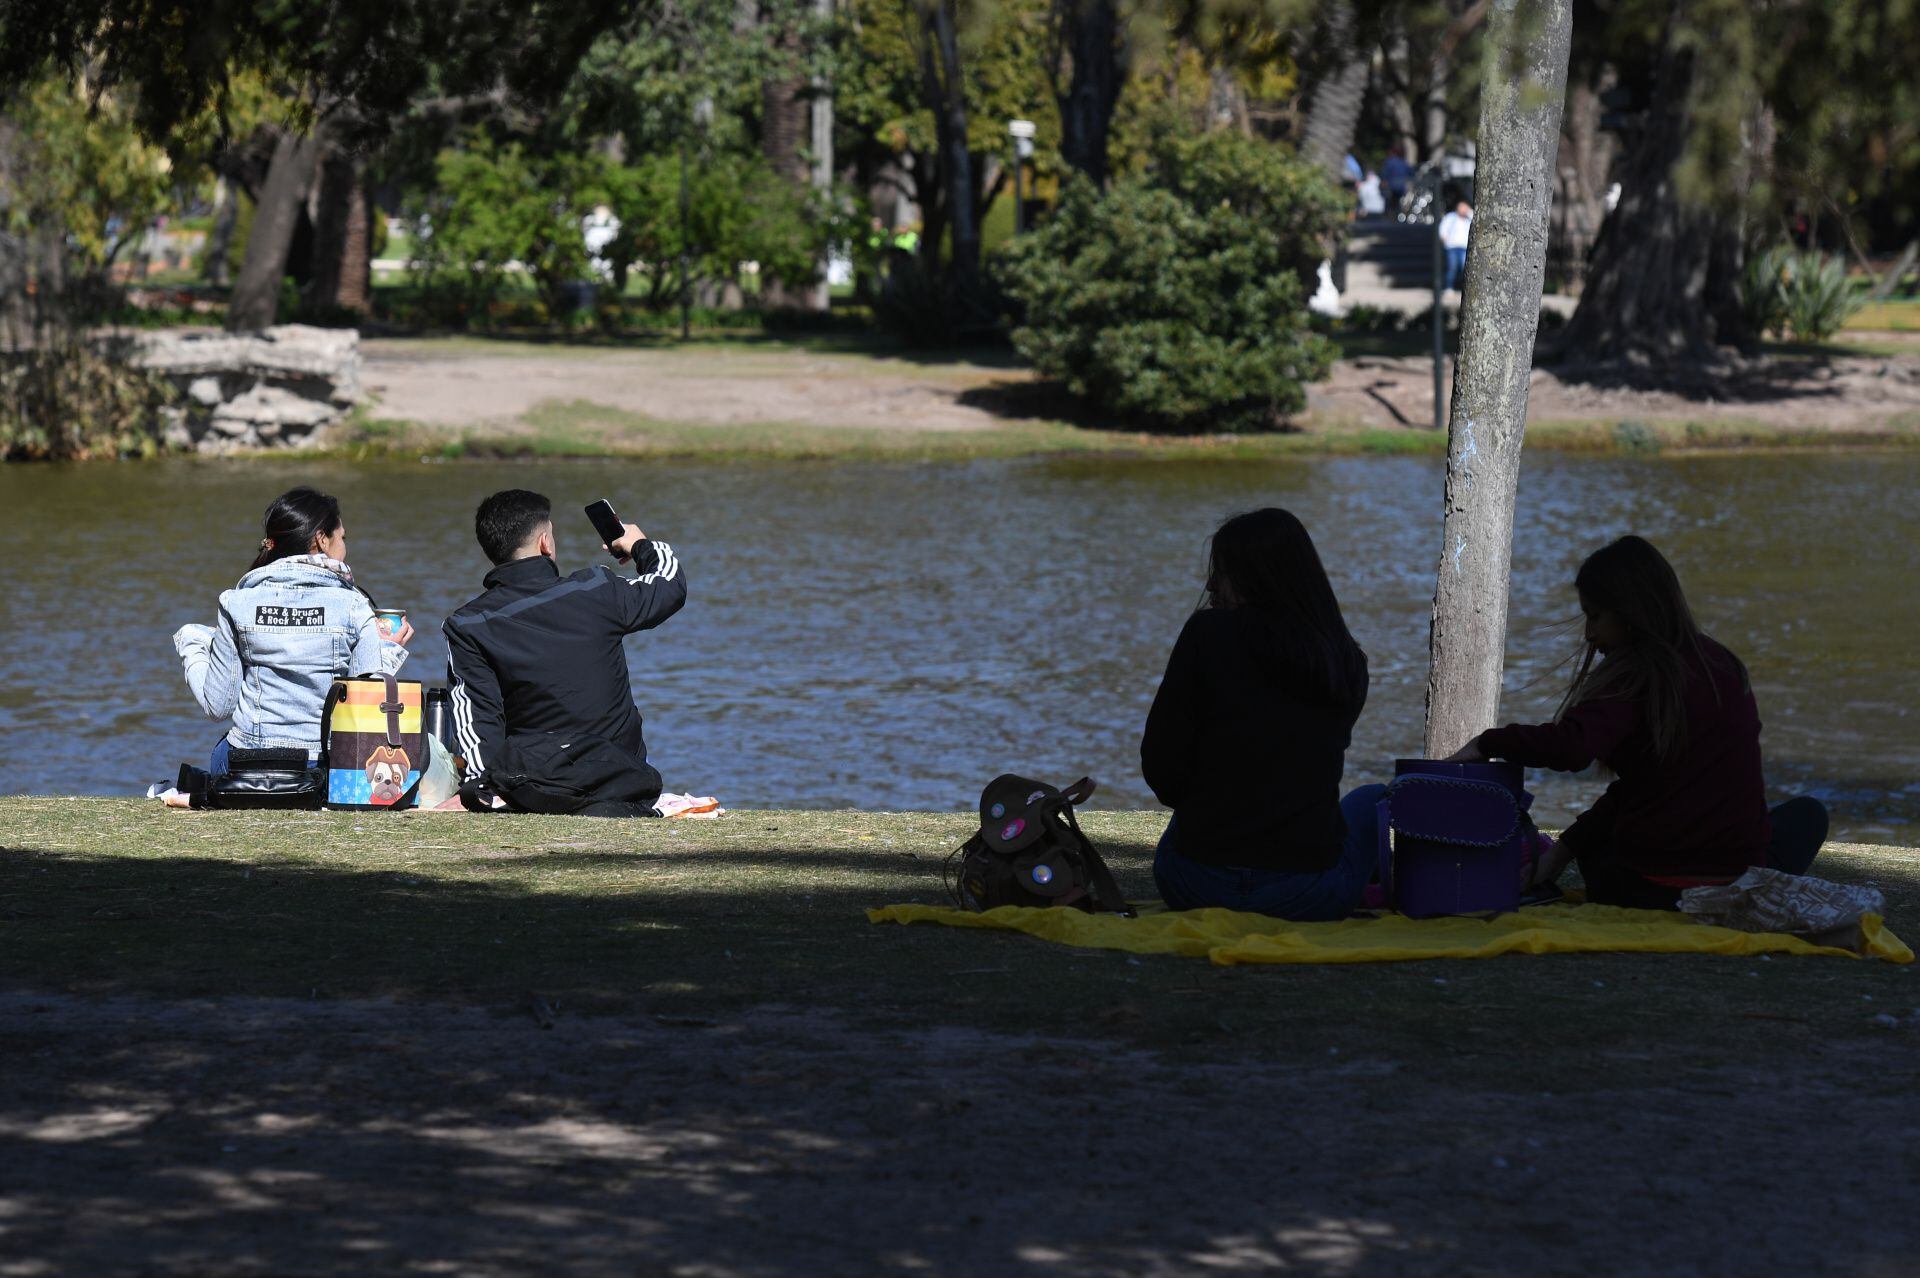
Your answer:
[174,487,413,774]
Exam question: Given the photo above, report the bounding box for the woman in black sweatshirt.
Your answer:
[1142,508,1374,919]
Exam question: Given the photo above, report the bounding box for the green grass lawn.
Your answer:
[342,400,1920,465]
[1850,298,1920,332]
[3,800,1914,1075]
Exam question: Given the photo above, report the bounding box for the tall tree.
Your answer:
[759,3,821,309]
[1,0,647,330]
[227,128,323,330]
[918,0,988,306]
[1561,0,1920,362]
[1556,0,1749,360]
[1298,2,1369,176]
[1050,0,1131,186]
[838,0,1050,307]
[1423,0,1572,755]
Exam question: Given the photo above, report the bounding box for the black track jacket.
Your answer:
[443,543,687,783]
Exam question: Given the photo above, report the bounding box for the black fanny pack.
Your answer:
[181,748,324,810]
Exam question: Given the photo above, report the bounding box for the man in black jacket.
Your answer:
[445,489,687,815]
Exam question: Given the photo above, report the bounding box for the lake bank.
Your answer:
[3,799,1917,1274]
[335,336,1920,462]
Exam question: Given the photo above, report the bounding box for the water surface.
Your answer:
[2,452,1914,843]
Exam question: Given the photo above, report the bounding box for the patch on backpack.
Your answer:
[255,605,325,626]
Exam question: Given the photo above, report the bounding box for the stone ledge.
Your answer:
[132,324,362,453]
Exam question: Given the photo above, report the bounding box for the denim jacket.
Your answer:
[173,556,408,756]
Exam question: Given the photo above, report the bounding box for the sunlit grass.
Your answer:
[325,399,1920,465]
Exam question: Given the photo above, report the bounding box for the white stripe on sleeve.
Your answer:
[449,682,485,771]
[637,541,679,584]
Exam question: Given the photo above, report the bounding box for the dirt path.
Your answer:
[362,341,1011,433]
[361,337,1920,440]
[6,989,1918,1276]
[1314,349,1920,431]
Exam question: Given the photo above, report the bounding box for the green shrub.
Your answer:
[403,138,832,329]
[1,342,174,461]
[1742,246,1863,342]
[604,152,832,312]
[993,130,1345,432]
[1740,245,1793,337]
[406,137,605,325]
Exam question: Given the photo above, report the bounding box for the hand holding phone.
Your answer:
[584,499,644,562]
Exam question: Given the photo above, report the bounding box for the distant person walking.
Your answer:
[1356,171,1386,217]
[1381,146,1413,208]
[1438,199,1473,292]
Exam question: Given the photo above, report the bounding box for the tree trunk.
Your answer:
[202,178,238,287]
[0,118,25,348]
[305,147,373,314]
[1553,68,1615,285]
[1057,0,1127,188]
[1558,10,1751,361]
[1423,0,1574,757]
[227,128,321,332]
[760,17,817,312]
[808,0,835,312]
[911,150,948,277]
[1422,49,1449,161]
[338,179,374,313]
[1299,2,1369,178]
[920,0,983,312]
[1380,31,1420,160]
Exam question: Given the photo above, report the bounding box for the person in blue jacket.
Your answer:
[174,487,412,775]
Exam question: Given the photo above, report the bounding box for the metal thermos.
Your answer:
[424,686,454,751]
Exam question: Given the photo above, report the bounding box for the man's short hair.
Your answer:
[475,489,553,565]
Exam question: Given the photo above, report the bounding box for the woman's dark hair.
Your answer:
[249,487,343,572]
[1558,534,1744,761]
[1205,508,1368,706]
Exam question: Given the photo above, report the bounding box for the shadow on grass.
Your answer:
[3,826,1915,1057]
[5,828,1920,1275]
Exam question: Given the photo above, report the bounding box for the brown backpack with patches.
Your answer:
[945,775,1134,916]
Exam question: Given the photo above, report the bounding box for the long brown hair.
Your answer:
[249,487,342,572]
[1206,508,1368,708]
[1557,535,1744,761]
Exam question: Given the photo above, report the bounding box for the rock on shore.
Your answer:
[134,325,361,454]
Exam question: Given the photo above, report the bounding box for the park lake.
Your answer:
[3,449,1916,842]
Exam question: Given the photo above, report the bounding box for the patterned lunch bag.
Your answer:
[320,673,428,810]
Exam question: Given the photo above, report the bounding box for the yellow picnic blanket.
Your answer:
[866,901,1914,965]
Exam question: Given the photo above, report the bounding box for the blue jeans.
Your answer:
[209,735,318,778]
[1445,247,1467,291]
[1154,784,1387,921]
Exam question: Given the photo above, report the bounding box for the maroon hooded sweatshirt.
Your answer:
[1475,635,1771,883]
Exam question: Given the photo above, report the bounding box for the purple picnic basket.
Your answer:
[1374,759,1535,918]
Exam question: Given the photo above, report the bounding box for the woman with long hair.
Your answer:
[1447,535,1827,908]
[1142,508,1375,919]
[174,487,414,775]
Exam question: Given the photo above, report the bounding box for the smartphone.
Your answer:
[584,499,629,561]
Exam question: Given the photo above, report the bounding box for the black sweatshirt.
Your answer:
[443,544,687,781]
[1141,608,1367,871]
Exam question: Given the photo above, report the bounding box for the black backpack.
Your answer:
[945,775,1134,916]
